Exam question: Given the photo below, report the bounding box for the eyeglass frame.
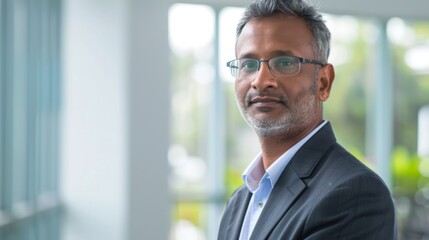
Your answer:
[226,55,326,79]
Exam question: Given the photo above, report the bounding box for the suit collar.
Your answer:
[290,121,337,178]
[250,122,337,240]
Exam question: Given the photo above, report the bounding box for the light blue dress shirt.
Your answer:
[239,121,327,240]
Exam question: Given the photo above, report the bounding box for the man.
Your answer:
[217,0,397,239]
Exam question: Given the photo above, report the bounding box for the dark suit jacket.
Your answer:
[218,122,397,240]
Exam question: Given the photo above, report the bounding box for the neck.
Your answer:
[258,135,294,170]
[257,120,324,170]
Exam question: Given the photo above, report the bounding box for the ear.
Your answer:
[317,64,335,101]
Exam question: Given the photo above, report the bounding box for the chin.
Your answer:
[252,123,291,138]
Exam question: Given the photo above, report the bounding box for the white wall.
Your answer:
[61,0,171,239]
[61,0,128,239]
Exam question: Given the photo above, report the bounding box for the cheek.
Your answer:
[279,79,315,102]
[294,82,317,103]
[235,82,248,103]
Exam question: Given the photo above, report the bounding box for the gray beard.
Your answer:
[240,87,318,138]
[246,115,294,138]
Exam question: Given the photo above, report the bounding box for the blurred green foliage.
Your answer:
[173,202,207,229]
[392,147,429,196]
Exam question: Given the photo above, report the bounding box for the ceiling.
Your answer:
[176,0,429,20]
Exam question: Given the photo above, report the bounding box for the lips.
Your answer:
[250,96,283,104]
[246,95,285,111]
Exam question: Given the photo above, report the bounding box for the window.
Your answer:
[169,3,429,240]
[169,4,218,240]
[388,18,429,238]
[0,0,61,239]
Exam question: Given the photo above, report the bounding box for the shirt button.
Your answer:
[258,201,263,208]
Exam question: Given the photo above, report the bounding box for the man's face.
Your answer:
[235,14,327,138]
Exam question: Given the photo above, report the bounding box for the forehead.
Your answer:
[236,14,314,58]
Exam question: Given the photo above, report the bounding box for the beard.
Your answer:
[239,83,319,138]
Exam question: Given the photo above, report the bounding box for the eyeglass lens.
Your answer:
[230,56,301,78]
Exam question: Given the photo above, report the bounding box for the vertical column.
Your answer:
[0,0,5,215]
[418,106,429,157]
[49,0,62,237]
[372,20,394,188]
[127,0,172,239]
[1,0,14,216]
[0,0,3,219]
[207,7,226,240]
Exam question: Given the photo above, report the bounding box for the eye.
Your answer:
[272,56,296,69]
[240,59,258,71]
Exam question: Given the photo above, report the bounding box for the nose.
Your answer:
[250,61,278,90]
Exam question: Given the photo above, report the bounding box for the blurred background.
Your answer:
[0,0,428,239]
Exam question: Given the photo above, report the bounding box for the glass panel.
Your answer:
[0,0,4,215]
[219,7,257,197]
[169,3,215,240]
[323,15,377,160]
[169,3,214,194]
[12,0,28,207]
[0,0,61,239]
[1,0,14,213]
[388,18,429,239]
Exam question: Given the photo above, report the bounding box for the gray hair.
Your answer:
[236,0,331,63]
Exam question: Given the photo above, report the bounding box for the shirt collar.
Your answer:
[242,120,328,192]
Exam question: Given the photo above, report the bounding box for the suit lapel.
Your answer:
[249,167,305,240]
[249,122,337,240]
[225,187,252,239]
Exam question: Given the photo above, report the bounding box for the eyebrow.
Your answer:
[238,49,296,59]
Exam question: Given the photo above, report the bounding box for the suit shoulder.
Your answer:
[318,143,389,190]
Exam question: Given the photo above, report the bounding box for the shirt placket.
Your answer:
[248,176,272,237]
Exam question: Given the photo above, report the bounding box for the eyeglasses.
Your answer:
[226,55,325,79]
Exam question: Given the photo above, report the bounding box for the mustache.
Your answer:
[244,91,289,107]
